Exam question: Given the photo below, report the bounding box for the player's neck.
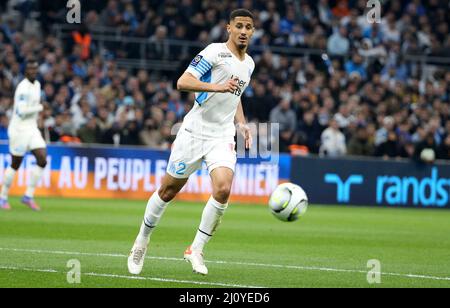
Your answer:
[225,41,246,61]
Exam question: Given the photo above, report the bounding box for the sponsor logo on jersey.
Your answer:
[231,75,247,88]
[219,52,232,58]
[230,75,247,97]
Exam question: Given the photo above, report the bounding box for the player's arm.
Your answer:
[235,100,252,149]
[177,72,238,94]
[14,91,43,117]
[16,104,43,117]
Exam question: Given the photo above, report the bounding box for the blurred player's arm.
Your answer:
[16,104,43,117]
[15,94,43,117]
[235,100,252,149]
[177,72,239,94]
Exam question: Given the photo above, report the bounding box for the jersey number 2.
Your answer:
[176,162,186,175]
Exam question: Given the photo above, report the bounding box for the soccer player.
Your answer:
[128,9,255,275]
[0,59,47,211]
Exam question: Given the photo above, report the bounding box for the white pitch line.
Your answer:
[0,266,58,274]
[82,272,265,288]
[0,266,264,288]
[1,247,450,282]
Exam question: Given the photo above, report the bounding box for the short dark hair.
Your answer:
[229,9,254,22]
[26,57,38,67]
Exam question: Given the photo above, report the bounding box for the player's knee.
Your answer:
[10,163,21,171]
[37,158,47,168]
[158,185,178,202]
[10,157,23,170]
[213,184,232,203]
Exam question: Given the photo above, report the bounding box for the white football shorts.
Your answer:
[8,127,47,157]
[167,128,237,179]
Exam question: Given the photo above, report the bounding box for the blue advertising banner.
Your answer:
[291,156,450,208]
[0,143,290,203]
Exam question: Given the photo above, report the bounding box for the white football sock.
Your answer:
[191,196,228,252]
[0,167,17,200]
[25,166,45,198]
[136,191,170,245]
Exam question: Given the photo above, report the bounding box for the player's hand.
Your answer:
[237,123,253,150]
[215,79,239,94]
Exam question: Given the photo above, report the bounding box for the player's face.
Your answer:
[228,17,254,50]
[26,63,38,82]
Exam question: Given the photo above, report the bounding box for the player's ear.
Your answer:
[227,22,231,34]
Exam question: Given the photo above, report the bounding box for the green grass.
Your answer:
[0,197,450,288]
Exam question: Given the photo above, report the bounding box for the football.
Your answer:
[420,148,435,163]
[268,183,308,222]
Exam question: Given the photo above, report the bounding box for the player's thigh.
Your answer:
[29,130,46,152]
[205,140,236,200]
[204,140,237,176]
[8,129,31,157]
[167,130,203,179]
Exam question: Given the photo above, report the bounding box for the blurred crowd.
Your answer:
[0,0,449,161]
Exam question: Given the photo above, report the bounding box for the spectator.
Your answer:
[116,96,137,122]
[317,0,333,26]
[414,132,440,164]
[0,0,447,161]
[332,0,350,18]
[159,121,175,150]
[375,116,395,146]
[347,125,374,156]
[269,99,297,152]
[296,111,323,154]
[0,113,8,140]
[148,25,170,60]
[244,82,276,122]
[59,125,82,144]
[120,120,141,145]
[319,118,347,157]
[401,141,416,159]
[438,135,450,160]
[139,118,163,148]
[327,26,350,57]
[345,54,367,80]
[77,117,102,144]
[334,103,355,129]
[71,25,92,61]
[358,38,386,74]
[100,0,121,27]
[375,130,403,159]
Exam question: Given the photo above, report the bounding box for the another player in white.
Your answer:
[0,59,47,211]
[128,9,255,275]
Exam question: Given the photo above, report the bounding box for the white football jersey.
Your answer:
[181,43,255,140]
[10,78,42,131]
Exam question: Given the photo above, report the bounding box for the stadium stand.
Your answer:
[0,0,449,160]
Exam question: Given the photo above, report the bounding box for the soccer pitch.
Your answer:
[0,197,449,288]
